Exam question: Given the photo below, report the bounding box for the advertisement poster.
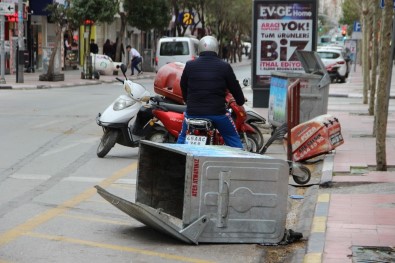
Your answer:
[256,3,314,75]
[268,76,288,125]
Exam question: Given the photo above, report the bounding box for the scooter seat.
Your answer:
[159,103,186,113]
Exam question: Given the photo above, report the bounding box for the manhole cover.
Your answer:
[352,246,395,263]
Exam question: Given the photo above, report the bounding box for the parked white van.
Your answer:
[155,37,199,72]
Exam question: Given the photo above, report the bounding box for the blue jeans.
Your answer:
[177,112,243,149]
[131,57,142,74]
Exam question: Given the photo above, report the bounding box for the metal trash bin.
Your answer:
[268,51,331,127]
[96,141,289,244]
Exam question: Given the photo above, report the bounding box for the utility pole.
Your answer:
[0,15,5,84]
[0,2,15,84]
[16,0,24,83]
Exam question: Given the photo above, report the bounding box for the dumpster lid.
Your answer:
[296,50,331,89]
[296,50,327,75]
[95,185,209,244]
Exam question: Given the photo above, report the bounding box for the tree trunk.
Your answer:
[375,0,392,171]
[46,27,62,77]
[115,13,127,63]
[200,0,205,37]
[361,0,370,104]
[369,5,379,116]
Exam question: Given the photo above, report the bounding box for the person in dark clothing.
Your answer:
[103,39,113,59]
[90,39,99,54]
[177,35,245,148]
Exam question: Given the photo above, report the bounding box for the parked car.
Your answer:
[155,37,199,72]
[317,46,351,83]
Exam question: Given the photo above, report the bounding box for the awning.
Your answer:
[30,0,52,16]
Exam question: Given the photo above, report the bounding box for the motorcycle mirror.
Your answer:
[120,64,128,75]
[141,96,151,102]
[242,78,251,87]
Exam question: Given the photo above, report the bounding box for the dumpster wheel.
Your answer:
[291,164,311,185]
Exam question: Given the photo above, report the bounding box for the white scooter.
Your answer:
[96,64,154,158]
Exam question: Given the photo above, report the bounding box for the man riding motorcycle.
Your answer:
[176,35,245,148]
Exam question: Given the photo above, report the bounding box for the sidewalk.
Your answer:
[0,59,251,89]
[305,65,395,263]
[0,67,156,89]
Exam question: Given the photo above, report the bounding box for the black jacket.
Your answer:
[180,51,245,115]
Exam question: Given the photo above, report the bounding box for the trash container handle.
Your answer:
[216,171,230,228]
[222,181,229,218]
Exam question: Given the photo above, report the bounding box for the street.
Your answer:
[1,64,394,263]
[0,68,315,263]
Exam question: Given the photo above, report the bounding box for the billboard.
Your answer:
[252,0,317,107]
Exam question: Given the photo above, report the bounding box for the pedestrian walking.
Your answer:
[126,45,143,76]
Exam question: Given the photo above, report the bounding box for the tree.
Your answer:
[339,0,360,26]
[124,0,170,52]
[375,0,393,171]
[67,0,118,77]
[169,0,206,37]
[40,2,69,81]
[125,0,170,33]
[369,3,380,116]
[361,0,374,105]
[205,0,251,62]
[114,11,127,63]
[68,0,119,54]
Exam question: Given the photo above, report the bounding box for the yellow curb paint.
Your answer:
[303,253,322,263]
[317,193,330,203]
[311,216,327,233]
[0,163,137,247]
[25,232,214,263]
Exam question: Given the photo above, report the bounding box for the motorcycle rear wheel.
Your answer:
[247,122,264,151]
[146,126,171,143]
[241,133,259,153]
[97,129,119,158]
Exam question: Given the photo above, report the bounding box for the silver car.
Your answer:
[317,46,351,83]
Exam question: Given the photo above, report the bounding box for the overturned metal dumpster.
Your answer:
[95,141,289,244]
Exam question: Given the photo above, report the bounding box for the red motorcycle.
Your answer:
[144,95,259,152]
[153,62,264,151]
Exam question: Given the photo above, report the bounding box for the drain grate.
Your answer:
[352,246,395,263]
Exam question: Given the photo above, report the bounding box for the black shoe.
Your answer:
[130,73,134,76]
[138,71,143,76]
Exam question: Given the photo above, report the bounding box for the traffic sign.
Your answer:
[353,21,361,32]
[380,0,395,9]
[0,3,15,15]
[178,12,194,25]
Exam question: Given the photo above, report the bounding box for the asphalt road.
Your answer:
[0,67,319,263]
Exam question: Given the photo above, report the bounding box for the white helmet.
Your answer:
[198,36,219,55]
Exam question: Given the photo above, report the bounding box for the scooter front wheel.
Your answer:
[97,130,119,158]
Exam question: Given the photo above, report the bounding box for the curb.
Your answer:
[0,74,156,90]
[303,153,334,263]
[329,94,395,99]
